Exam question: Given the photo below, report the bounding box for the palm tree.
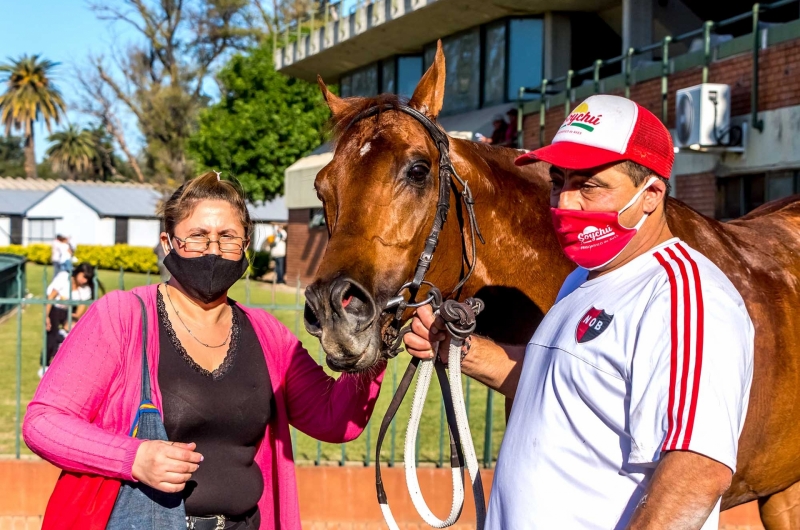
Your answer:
[0,55,66,179]
[46,125,97,179]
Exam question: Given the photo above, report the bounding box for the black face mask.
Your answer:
[163,250,249,304]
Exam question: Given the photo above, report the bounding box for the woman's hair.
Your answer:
[159,171,253,239]
[71,262,104,298]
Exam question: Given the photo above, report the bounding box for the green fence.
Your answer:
[0,261,504,467]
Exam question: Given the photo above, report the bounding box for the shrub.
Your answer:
[75,245,159,274]
[248,250,272,279]
[0,244,51,264]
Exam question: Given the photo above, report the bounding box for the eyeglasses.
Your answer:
[173,235,247,254]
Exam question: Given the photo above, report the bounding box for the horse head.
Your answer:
[304,42,478,372]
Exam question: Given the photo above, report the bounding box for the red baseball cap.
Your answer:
[514,95,674,179]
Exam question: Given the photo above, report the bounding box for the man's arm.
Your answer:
[404,304,526,398]
[626,451,732,530]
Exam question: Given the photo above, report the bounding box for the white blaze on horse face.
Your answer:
[359,142,372,157]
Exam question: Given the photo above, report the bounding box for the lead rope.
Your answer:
[376,296,485,530]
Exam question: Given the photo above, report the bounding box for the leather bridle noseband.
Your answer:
[344,103,485,357]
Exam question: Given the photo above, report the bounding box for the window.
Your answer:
[309,208,326,229]
[397,56,423,97]
[766,170,800,201]
[483,21,507,106]
[441,28,481,115]
[350,63,379,97]
[381,58,396,94]
[340,75,353,97]
[10,215,22,245]
[115,217,129,245]
[508,18,544,102]
[27,219,55,243]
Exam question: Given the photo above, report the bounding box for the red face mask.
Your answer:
[550,177,656,270]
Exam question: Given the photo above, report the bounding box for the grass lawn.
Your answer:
[0,263,506,465]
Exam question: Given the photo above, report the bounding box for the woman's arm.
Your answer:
[280,327,386,444]
[24,293,144,481]
[45,289,59,331]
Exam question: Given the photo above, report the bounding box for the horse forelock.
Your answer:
[328,93,411,144]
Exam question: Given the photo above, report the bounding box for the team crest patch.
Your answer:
[576,307,614,343]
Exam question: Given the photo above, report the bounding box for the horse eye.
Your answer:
[407,163,430,183]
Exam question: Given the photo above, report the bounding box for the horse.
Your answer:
[302,43,800,527]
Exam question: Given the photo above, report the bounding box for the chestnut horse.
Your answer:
[303,44,800,527]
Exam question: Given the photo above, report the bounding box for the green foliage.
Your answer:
[247,249,271,279]
[0,244,51,264]
[75,245,159,273]
[46,124,97,177]
[188,45,331,202]
[0,135,25,177]
[0,244,158,273]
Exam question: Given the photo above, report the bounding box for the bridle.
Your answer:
[343,103,487,529]
[343,103,485,357]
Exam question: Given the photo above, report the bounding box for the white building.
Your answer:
[0,177,288,249]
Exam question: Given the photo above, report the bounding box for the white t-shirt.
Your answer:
[51,240,71,265]
[487,238,754,530]
[47,271,92,309]
[271,229,287,258]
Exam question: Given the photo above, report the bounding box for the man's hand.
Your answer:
[132,440,203,493]
[626,451,732,529]
[403,304,527,399]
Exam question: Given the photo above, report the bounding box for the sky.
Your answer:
[0,0,138,162]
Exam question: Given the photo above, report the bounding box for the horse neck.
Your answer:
[446,139,574,315]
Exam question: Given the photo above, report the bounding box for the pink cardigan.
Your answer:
[24,285,385,529]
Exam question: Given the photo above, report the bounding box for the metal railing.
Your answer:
[0,259,502,467]
[516,0,799,148]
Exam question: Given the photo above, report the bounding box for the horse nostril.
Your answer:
[331,278,376,327]
[303,288,323,337]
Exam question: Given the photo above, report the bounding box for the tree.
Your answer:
[0,135,25,177]
[87,0,258,182]
[0,55,66,179]
[46,125,98,179]
[188,44,329,202]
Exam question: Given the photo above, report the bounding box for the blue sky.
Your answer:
[0,0,137,162]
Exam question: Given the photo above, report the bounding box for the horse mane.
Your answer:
[329,93,410,142]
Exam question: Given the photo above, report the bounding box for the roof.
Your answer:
[61,183,162,218]
[0,189,51,215]
[248,196,288,222]
[0,177,61,191]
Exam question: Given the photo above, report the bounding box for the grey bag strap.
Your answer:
[132,294,151,403]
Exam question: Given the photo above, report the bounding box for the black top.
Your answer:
[157,290,273,517]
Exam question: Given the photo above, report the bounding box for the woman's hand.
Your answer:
[45,317,51,332]
[132,440,203,493]
[403,305,452,362]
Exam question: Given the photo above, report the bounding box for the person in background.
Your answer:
[270,224,287,285]
[42,262,97,376]
[50,235,72,277]
[503,108,519,146]
[478,114,509,145]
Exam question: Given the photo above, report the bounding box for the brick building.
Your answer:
[276,0,800,286]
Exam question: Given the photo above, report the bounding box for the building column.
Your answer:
[622,0,653,63]
[543,12,571,82]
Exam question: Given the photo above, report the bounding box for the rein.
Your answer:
[344,103,486,529]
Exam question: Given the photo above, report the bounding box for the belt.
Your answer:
[186,515,226,530]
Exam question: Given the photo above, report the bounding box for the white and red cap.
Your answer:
[514,95,675,179]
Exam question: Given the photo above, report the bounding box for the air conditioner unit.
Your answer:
[675,83,731,149]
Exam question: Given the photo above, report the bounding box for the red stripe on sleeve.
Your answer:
[654,251,679,451]
[664,246,693,451]
[676,243,705,448]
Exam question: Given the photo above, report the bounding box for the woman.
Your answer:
[42,262,95,373]
[24,172,386,529]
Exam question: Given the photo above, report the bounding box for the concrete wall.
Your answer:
[127,218,161,248]
[0,217,10,246]
[0,459,766,529]
[26,188,100,246]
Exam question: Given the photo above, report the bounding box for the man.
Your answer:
[503,108,519,146]
[50,235,71,277]
[478,114,509,146]
[271,223,288,284]
[404,95,754,529]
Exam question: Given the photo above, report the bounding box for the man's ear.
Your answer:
[318,75,350,117]
[643,178,667,214]
[409,40,446,119]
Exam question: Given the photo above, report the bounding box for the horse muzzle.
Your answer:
[304,276,382,372]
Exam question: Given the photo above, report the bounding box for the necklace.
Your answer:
[164,284,232,348]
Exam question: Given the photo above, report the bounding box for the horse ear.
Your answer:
[317,75,350,117]
[409,40,445,119]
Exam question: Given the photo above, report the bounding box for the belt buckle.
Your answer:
[214,515,225,530]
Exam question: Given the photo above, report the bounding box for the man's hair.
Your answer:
[618,160,671,200]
